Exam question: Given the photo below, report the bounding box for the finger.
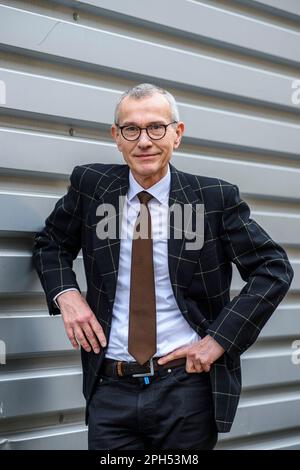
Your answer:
[202,363,211,373]
[90,317,107,348]
[74,327,92,352]
[66,326,79,350]
[157,346,189,365]
[186,357,203,373]
[186,357,197,373]
[194,361,203,373]
[83,324,101,354]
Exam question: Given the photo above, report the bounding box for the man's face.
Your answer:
[111,93,184,188]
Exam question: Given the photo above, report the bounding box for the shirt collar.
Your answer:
[127,163,170,205]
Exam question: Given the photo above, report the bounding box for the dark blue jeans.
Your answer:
[88,364,218,450]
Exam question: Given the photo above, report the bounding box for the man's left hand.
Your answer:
[157,335,225,373]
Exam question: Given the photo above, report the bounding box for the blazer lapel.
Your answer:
[168,163,205,303]
[89,165,130,305]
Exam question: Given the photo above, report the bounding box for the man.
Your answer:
[33,83,293,450]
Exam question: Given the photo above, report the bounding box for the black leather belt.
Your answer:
[102,357,186,379]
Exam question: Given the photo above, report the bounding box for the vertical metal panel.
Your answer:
[0,0,299,450]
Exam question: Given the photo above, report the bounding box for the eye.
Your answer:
[125,126,139,132]
[148,124,164,131]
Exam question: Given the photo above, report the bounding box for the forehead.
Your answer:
[118,93,172,124]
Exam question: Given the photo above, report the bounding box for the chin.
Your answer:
[135,161,158,172]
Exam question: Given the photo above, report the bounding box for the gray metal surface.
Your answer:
[247,0,300,18]
[0,0,299,450]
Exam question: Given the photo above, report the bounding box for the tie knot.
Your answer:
[137,191,153,206]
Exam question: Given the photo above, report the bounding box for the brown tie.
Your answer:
[128,191,157,365]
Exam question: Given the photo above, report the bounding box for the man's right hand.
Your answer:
[57,290,107,354]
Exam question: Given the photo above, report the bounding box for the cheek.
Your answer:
[115,137,123,152]
[161,143,174,156]
[119,142,133,155]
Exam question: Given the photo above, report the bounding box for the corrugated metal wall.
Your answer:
[0,0,299,450]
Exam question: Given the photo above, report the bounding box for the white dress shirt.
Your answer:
[54,163,200,359]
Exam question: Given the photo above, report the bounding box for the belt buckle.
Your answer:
[132,358,155,378]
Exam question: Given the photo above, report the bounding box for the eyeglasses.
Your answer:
[117,121,178,141]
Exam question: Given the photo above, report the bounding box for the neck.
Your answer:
[131,166,168,189]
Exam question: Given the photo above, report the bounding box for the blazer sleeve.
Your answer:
[32,166,83,315]
[207,184,294,361]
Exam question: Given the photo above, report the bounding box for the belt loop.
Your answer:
[117,361,123,377]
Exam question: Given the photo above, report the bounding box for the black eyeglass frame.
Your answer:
[116,121,178,141]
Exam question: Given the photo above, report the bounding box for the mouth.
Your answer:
[135,153,160,159]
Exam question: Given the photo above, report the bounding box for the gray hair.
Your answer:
[114,83,180,124]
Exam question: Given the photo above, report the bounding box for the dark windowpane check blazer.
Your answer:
[32,162,294,432]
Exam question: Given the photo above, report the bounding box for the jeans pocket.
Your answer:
[98,373,121,385]
[171,365,211,387]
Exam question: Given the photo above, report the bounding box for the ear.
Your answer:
[111,124,122,152]
[173,121,185,149]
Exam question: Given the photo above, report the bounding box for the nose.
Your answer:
[137,129,152,147]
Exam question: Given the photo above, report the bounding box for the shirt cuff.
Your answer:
[53,288,80,310]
